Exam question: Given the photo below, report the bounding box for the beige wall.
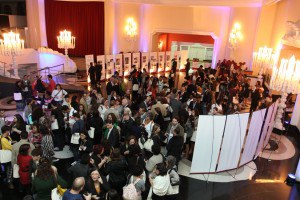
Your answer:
[225,7,260,70]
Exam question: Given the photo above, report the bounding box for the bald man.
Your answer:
[62,177,91,200]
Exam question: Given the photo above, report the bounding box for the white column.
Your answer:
[26,0,47,49]
[291,94,300,130]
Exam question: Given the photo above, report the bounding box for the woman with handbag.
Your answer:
[165,156,180,200]
[17,144,32,196]
[51,84,68,105]
[40,125,54,159]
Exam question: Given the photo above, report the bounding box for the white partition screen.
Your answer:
[190,116,226,173]
[263,100,279,147]
[255,104,274,158]
[239,109,266,166]
[217,113,249,172]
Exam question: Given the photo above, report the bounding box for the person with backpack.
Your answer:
[123,165,145,200]
[165,156,180,200]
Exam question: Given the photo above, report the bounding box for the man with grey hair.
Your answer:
[62,177,91,200]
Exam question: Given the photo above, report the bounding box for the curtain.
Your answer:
[44,0,104,57]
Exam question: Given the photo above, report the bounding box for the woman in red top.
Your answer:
[17,144,32,195]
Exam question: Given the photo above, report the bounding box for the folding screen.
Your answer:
[165,51,171,72]
[217,113,249,172]
[239,108,266,166]
[263,101,279,147]
[255,104,274,158]
[123,53,131,77]
[190,115,226,173]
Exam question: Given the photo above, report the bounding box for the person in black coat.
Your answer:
[125,144,146,174]
[167,126,184,165]
[86,110,103,145]
[79,132,93,158]
[185,58,190,79]
[250,87,264,113]
[103,148,128,195]
[106,77,115,102]
[88,62,96,87]
[120,114,135,142]
[95,61,102,84]
[84,168,110,199]
[103,120,120,148]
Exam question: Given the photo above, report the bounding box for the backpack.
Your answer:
[123,176,140,200]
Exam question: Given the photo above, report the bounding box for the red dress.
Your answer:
[17,154,32,185]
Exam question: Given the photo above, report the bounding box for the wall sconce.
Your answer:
[158,40,163,51]
[125,17,138,42]
[229,23,243,51]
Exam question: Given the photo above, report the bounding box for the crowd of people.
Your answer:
[0,58,270,200]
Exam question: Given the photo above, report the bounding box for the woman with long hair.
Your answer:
[40,125,54,159]
[11,114,26,142]
[84,168,110,199]
[86,109,103,145]
[17,144,32,196]
[32,157,67,200]
[78,104,87,120]
[189,109,199,156]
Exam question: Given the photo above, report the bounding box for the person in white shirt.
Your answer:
[51,84,68,105]
[149,162,171,199]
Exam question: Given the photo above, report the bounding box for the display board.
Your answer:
[106,55,114,79]
[85,54,94,82]
[96,55,106,81]
[190,115,226,173]
[158,52,165,73]
[165,51,171,72]
[216,113,249,172]
[123,53,131,77]
[239,108,266,166]
[114,54,123,77]
[141,52,149,72]
[150,52,158,74]
[132,52,140,70]
[173,51,181,70]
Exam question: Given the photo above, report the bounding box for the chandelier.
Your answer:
[57,29,75,55]
[0,31,24,56]
[252,46,279,81]
[0,31,24,78]
[125,18,138,42]
[228,23,242,51]
[270,55,300,130]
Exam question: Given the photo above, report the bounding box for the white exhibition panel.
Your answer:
[190,116,226,173]
[264,100,279,147]
[217,113,249,172]
[239,109,266,166]
[255,104,274,157]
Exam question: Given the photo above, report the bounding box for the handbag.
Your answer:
[132,84,139,91]
[0,150,12,163]
[13,164,20,178]
[88,127,95,139]
[143,139,154,152]
[51,185,66,200]
[71,133,80,144]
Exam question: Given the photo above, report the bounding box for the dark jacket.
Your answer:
[170,98,182,117]
[67,162,90,180]
[79,138,93,155]
[86,113,103,145]
[167,135,184,163]
[103,159,128,191]
[84,175,110,199]
[71,119,85,135]
[104,127,120,148]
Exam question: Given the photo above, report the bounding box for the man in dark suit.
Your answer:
[95,61,102,84]
[104,120,119,148]
[139,94,151,111]
[170,90,182,117]
[250,87,264,113]
[106,76,115,103]
[185,58,190,79]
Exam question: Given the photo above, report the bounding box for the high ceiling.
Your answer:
[111,0,281,7]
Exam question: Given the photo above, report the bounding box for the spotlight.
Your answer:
[284,174,296,186]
